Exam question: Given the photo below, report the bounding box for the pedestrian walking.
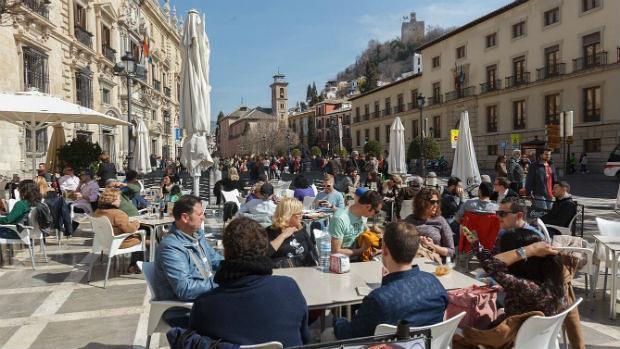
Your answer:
[579,153,589,173]
[494,155,508,178]
[507,149,524,192]
[525,149,557,211]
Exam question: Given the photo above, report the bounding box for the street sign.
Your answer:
[450,129,459,149]
[510,133,521,148]
[175,128,182,141]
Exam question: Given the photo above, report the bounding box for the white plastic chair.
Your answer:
[283,189,295,198]
[374,311,466,349]
[399,199,414,218]
[7,198,16,213]
[592,218,620,298]
[536,218,552,242]
[553,235,594,297]
[221,189,241,208]
[239,342,283,349]
[303,196,316,210]
[615,184,620,215]
[513,298,583,349]
[87,216,146,288]
[0,221,36,269]
[546,214,578,237]
[137,261,193,349]
[71,202,94,233]
[311,184,318,196]
[28,209,48,263]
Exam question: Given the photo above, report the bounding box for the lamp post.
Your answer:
[417,94,426,177]
[286,133,291,158]
[114,51,144,171]
[262,134,267,155]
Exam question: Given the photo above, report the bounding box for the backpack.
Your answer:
[34,201,53,230]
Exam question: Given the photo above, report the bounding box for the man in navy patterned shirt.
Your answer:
[333,222,448,339]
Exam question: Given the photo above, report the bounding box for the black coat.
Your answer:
[525,161,557,198]
[542,196,577,227]
[97,162,117,187]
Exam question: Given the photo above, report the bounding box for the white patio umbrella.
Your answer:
[0,89,131,177]
[132,118,151,175]
[180,10,214,196]
[388,116,407,175]
[451,110,481,189]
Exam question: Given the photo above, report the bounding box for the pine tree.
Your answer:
[306,85,312,103]
[216,111,225,121]
[362,60,378,92]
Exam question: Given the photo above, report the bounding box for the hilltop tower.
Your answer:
[401,12,425,43]
[271,72,289,125]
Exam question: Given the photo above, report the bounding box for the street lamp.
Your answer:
[261,134,267,155]
[416,94,426,177]
[114,51,145,171]
[286,133,291,158]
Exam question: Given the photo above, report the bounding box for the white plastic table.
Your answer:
[138,215,175,262]
[593,234,620,319]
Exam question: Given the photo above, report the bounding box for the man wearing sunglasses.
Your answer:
[493,197,543,253]
[329,190,382,258]
[314,174,345,212]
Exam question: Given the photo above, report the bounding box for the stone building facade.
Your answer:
[314,100,352,153]
[0,0,183,177]
[352,0,620,171]
[401,12,425,43]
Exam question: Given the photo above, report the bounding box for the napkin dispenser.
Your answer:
[329,253,350,273]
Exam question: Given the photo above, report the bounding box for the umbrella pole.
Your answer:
[193,174,200,197]
[29,119,36,179]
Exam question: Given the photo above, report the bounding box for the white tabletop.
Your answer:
[593,235,620,252]
[274,258,482,309]
[137,216,175,226]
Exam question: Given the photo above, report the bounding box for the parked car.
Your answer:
[604,143,620,181]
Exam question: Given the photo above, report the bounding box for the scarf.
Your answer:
[214,256,273,285]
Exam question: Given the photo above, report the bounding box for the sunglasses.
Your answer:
[495,210,518,217]
[427,199,440,205]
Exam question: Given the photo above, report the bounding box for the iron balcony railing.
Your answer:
[393,104,405,114]
[102,44,116,62]
[505,72,530,88]
[382,109,390,117]
[573,51,608,71]
[536,63,565,80]
[153,80,161,91]
[363,113,369,121]
[23,0,49,18]
[164,87,171,97]
[24,69,49,93]
[480,79,502,94]
[427,95,443,106]
[74,25,93,48]
[445,86,476,102]
[371,111,379,118]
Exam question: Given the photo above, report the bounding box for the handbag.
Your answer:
[446,284,502,329]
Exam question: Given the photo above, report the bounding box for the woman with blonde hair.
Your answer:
[266,197,318,268]
[94,188,143,273]
[213,166,245,204]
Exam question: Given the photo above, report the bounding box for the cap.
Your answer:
[355,187,369,197]
[260,183,274,197]
[80,169,92,177]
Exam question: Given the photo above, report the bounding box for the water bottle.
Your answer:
[318,237,331,272]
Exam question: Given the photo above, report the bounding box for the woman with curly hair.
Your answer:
[404,188,454,258]
[266,197,318,268]
[189,217,310,347]
[0,180,41,239]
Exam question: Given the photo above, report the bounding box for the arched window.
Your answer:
[279,87,285,98]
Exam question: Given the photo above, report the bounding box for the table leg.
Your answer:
[149,227,157,262]
[611,251,618,320]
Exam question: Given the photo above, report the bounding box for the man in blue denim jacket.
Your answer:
[154,195,224,327]
[333,222,448,339]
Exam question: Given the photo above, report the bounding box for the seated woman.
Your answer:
[160,175,174,197]
[93,188,143,274]
[0,180,40,239]
[190,217,310,347]
[382,175,402,222]
[169,185,182,203]
[364,171,383,194]
[404,188,455,258]
[292,175,314,202]
[266,197,318,268]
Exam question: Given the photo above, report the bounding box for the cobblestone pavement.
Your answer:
[0,173,618,349]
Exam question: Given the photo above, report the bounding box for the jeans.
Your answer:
[0,227,19,239]
[533,195,553,211]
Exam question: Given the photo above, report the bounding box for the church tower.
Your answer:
[270,72,288,125]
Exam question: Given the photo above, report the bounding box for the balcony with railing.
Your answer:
[23,0,49,18]
[102,44,116,62]
[573,51,607,71]
[445,86,476,102]
[393,104,405,114]
[164,86,171,97]
[382,109,391,117]
[427,95,443,106]
[74,26,93,48]
[536,63,565,80]
[371,111,379,119]
[363,113,369,121]
[153,79,161,91]
[407,102,416,111]
[354,116,360,123]
[505,72,530,88]
[480,80,502,94]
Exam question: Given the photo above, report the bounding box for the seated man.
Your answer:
[190,217,310,347]
[329,190,382,258]
[441,176,464,235]
[455,182,499,222]
[239,182,277,216]
[314,174,345,212]
[107,170,141,217]
[333,222,448,339]
[154,195,224,327]
[74,170,100,212]
[490,177,518,203]
[541,181,577,236]
[58,167,80,193]
[493,197,544,253]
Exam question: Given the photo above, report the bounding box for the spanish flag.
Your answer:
[142,37,151,64]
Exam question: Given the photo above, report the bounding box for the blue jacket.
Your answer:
[189,275,310,347]
[154,223,224,301]
[334,266,448,339]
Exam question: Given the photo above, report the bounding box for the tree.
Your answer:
[310,146,322,157]
[407,137,440,160]
[58,137,103,172]
[216,111,225,121]
[334,145,348,158]
[306,85,312,103]
[291,148,301,157]
[307,115,317,146]
[363,140,382,157]
[361,60,378,92]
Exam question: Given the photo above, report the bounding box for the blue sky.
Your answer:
[171,0,512,121]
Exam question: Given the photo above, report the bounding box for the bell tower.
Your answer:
[270,72,288,125]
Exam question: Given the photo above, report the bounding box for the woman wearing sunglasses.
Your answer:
[404,188,455,258]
